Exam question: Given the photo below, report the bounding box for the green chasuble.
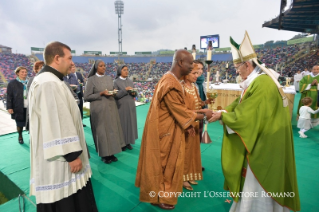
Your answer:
[221,74,300,211]
[297,74,319,118]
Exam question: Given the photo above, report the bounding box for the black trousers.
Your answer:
[77,93,83,120]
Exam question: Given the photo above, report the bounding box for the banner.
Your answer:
[215,47,231,51]
[253,44,264,49]
[135,52,152,55]
[31,47,44,51]
[287,36,314,45]
[110,52,127,55]
[159,51,175,55]
[84,51,102,55]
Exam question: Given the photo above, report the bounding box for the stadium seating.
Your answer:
[0,53,33,82]
[0,43,317,102]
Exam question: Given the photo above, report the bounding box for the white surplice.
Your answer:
[229,165,290,212]
[294,73,303,91]
[28,72,92,204]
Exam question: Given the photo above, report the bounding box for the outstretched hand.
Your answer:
[197,109,213,120]
[208,111,222,123]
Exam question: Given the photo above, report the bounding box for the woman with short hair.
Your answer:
[7,66,29,144]
[26,61,44,130]
[27,61,44,91]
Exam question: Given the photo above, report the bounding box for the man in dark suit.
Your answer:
[70,65,86,127]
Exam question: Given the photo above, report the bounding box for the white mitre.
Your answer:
[230,31,288,107]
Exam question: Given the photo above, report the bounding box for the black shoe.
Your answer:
[126,144,133,150]
[202,167,205,171]
[111,155,118,162]
[122,146,126,151]
[83,124,86,127]
[102,157,112,164]
[18,138,24,144]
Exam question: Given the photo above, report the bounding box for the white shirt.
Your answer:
[119,76,127,80]
[294,73,303,82]
[299,106,319,119]
[239,67,260,97]
[302,70,310,76]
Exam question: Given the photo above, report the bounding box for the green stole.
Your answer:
[297,74,319,118]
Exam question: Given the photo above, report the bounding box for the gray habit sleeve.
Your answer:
[114,80,129,99]
[84,77,102,102]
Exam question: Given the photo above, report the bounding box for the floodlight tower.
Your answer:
[115,0,124,55]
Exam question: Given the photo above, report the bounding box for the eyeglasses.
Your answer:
[233,62,246,70]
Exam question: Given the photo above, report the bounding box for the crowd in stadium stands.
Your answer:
[0,53,33,81]
[256,45,301,68]
[133,81,156,103]
[149,62,172,80]
[283,49,319,75]
[0,43,318,103]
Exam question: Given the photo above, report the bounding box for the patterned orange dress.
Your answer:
[182,82,203,182]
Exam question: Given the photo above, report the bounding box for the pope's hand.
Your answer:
[208,111,222,123]
[69,157,82,173]
[8,109,13,114]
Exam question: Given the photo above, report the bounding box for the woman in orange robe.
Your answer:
[182,64,204,190]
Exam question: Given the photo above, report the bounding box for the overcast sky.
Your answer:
[0,0,297,55]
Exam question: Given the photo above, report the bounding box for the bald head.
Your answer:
[312,65,319,75]
[173,49,191,63]
[171,49,194,77]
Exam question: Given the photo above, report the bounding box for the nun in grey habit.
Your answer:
[84,60,125,164]
[114,65,138,151]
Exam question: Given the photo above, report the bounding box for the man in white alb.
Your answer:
[28,41,98,212]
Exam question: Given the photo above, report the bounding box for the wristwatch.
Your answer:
[203,114,207,122]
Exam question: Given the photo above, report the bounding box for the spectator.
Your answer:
[6,66,29,144]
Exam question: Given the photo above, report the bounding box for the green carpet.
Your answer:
[0,192,8,205]
[0,93,318,211]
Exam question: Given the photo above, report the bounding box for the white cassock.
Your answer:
[294,73,303,91]
[229,165,290,212]
[28,72,92,204]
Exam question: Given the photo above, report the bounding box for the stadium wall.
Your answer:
[35,53,232,63]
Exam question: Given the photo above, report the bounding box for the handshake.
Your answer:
[197,109,222,123]
[186,109,223,136]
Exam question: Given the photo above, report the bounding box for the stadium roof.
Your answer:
[0,45,12,49]
[262,0,319,34]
